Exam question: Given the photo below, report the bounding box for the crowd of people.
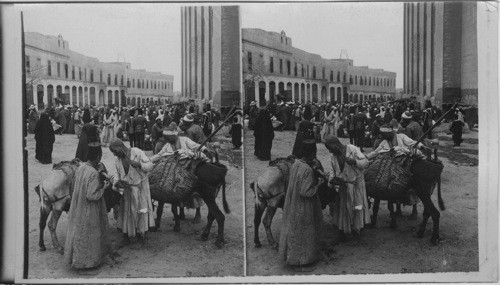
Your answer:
[28,101,244,274]
[245,98,467,271]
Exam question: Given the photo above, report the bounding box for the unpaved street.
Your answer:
[244,124,479,276]
[26,131,244,278]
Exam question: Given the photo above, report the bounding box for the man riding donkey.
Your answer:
[150,122,216,223]
[365,124,430,224]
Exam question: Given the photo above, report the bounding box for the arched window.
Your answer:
[133,79,135,88]
[355,75,358,85]
[100,70,103,82]
[360,76,363,85]
[349,75,353,84]
[343,72,346,82]
[337,72,340,82]
[121,75,124,86]
[114,74,118,85]
[107,74,111,85]
[330,71,333,82]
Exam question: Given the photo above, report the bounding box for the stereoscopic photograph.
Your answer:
[0,1,498,284]
[19,3,244,278]
[241,1,495,277]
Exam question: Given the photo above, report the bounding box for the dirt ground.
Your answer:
[26,130,244,279]
[244,123,479,276]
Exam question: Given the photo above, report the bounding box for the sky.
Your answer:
[19,3,182,90]
[241,2,404,88]
[19,3,404,91]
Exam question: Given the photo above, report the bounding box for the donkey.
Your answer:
[35,159,121,253]
[251,156,335,249]
[150,158,230,249]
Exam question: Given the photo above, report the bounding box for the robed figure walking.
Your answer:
[253,108,274,161]
[34,112,55,164]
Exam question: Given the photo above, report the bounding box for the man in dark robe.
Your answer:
[34,112,55,164]
[75,110,100,162]
[279,140,323,271]
[292,105,316,158]
[65,143,110,273]
[253,108,274,161]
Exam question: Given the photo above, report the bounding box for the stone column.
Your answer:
[265,81,269,102]
[43,85,48,108]
[254,81,260,107]
[69,87,73,105]
[33,84,38,108]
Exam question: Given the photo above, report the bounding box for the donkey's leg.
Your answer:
[48,209,64,253]
[171,203,181,232]
[179,207,186,220]
[369,198,380,228]
[205,198,225,248]
[417,205,430,238]
[200,211,215,241]
[192,207,201,224]
[152,201,164,232]
[388,200,397,229]
[39,204,52,251]
[409,204,418,220]
[253,202,266,248]
[262,206,279,249]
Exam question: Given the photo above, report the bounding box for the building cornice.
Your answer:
[242,39,292,56]
[25,44,70,59]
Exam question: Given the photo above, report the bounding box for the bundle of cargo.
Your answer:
[148,154,198,204]
[364,150,413,200]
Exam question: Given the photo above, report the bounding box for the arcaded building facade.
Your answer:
[181,6,241,112]
[25,32,174,110]
[242,28,396,107]
[403,2,478,108]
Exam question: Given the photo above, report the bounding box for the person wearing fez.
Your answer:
[65,142,110,274]
[324,135,371,240]
[279,140,324,272]
[109,138,155,249]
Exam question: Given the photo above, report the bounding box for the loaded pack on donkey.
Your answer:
[145,107,239,248]
[361,103,457,245]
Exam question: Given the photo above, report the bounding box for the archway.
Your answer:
[354,94,358,103]
[258,81,266,107]
[337,87,342,103]
[329,87,335,102]
[72,86,77,105]
[64,86,70,105]
[306,84,311,102]
[78,87,83,106]
[269,81,276,104]
[56,85,62,104]
[294,83,300,103]
[114,91,119,106]
[321,86,327,102]
[278,82,285,96]
[343,87,348,103]
[131,97,136,106]
[311,84,318,103]
[286,82,292,102]
[121,90,126,107]
[47,85,54,108]
[84,87,89,106]
[107,90,113,105]
[300,83,305,103]
[37,84,44,109]
[89,87,96,106]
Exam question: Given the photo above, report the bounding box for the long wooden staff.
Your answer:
[196,107,238,151]
[411,102,459,150]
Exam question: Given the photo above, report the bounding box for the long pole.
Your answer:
[21,11,29,279]
[196,107,238,151]
[412,102,459,149]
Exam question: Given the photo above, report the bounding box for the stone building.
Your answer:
[24,32,174,110]
[242,28,396,107]
[180,6,241,113]
[403,2,478,108]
